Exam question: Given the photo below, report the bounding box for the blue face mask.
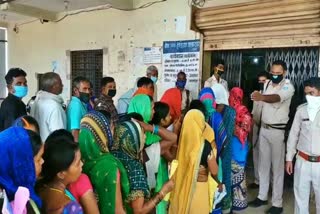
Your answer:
[13,86,28,98]
[176,80,187,89]
[150,76,158,83]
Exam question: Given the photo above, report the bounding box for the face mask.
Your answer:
[176,80,186,89]
[259,83,265,92]
[271,74,283,84]
[150,76,158,83]
[306,95,320,121]
[13,86,28,98]
[79,92,90,103]
[217,70,224,76]
[107,89,117,97]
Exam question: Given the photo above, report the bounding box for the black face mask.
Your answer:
[271,74,283,84]
[108,89,117,97]
[217,70,224,76]
[259,82,265,92]
[79,92,90,103]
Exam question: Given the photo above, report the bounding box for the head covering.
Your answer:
[0,127,42,207]
[212,84,229,105]
[160,88,182,121]
[133,87,154,97]
[199,87,217,120]
[229,87,244,109]
[128,94,152,123]
[199,87,227,156]
[79,111,130,212]
[80,111,113,150]
[112,120,150,201]
[169,110,215,214]
[234,105,252,146]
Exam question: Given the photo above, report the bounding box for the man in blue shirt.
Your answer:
[67,76,91,142]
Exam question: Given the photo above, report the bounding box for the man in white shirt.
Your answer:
[31,72,66,141]
[286,77,320,214]
[204,59,228,91]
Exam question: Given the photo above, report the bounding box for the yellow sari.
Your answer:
[169,109,217,214]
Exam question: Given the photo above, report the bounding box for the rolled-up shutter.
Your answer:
[192,0,320,50]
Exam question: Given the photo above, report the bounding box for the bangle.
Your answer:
[153,125,159,135]
[159,191,165,200]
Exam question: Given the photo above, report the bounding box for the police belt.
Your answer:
[261,122,286,130]
[298,151,320,162]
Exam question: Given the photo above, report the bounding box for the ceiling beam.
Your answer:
[0,2,57,21]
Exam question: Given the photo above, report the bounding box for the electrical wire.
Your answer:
[15,0,167,26]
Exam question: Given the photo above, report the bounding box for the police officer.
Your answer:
[249,71,270,189]
[249,60,295,214]
[286,77,320,214]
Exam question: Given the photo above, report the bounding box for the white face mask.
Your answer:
[306,95,320,122]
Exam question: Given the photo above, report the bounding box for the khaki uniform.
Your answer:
[258,79,295,208]
[287,103,320,214]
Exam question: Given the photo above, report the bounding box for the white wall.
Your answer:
[8,0,203,104]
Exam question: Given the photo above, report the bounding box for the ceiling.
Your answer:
[0,0,134,23]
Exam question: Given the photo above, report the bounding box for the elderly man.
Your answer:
[146,65,159,101]
[31,72,66,141]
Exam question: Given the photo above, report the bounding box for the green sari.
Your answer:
[128,94,169,213]
[79,111,130,214]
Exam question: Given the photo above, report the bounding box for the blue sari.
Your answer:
[0,127,42,208]
[231,136,249,211]
[220,106,236,212]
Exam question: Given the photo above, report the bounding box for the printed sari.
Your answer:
[128,94,168,213]
[79,111,130,214]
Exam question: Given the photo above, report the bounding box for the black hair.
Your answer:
[15,115,40,134]
[272,60,287,71]
[304,77,320,91]
[128,113,144,121]
[45,129,74,142]
[177,71,186,78]
[72,76,90,91]
[150,102,170,125]
[101,77,115,87]
[41,131,79,183]
[97,110,111,121]
[189,100,206,117]
[27,130,42,156]
[5,68,27,85]
[257,71,270,79]
[213,59,225,67]
[137,77,153,88]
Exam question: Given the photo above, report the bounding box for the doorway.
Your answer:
[211,47,320,114]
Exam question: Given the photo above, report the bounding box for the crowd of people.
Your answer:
[0,60,319,214]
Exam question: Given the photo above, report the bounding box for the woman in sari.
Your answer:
[128,95,177,213]
[37,132,83,214]
[160,88,182,122]
[229,87,252,211]
[212,84,236,213]
[169,109,219,214]
[111,120,174,214]
[79,111,130,214]
[0,127,44,213]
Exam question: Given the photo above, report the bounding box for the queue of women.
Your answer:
[0,83,252,214]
